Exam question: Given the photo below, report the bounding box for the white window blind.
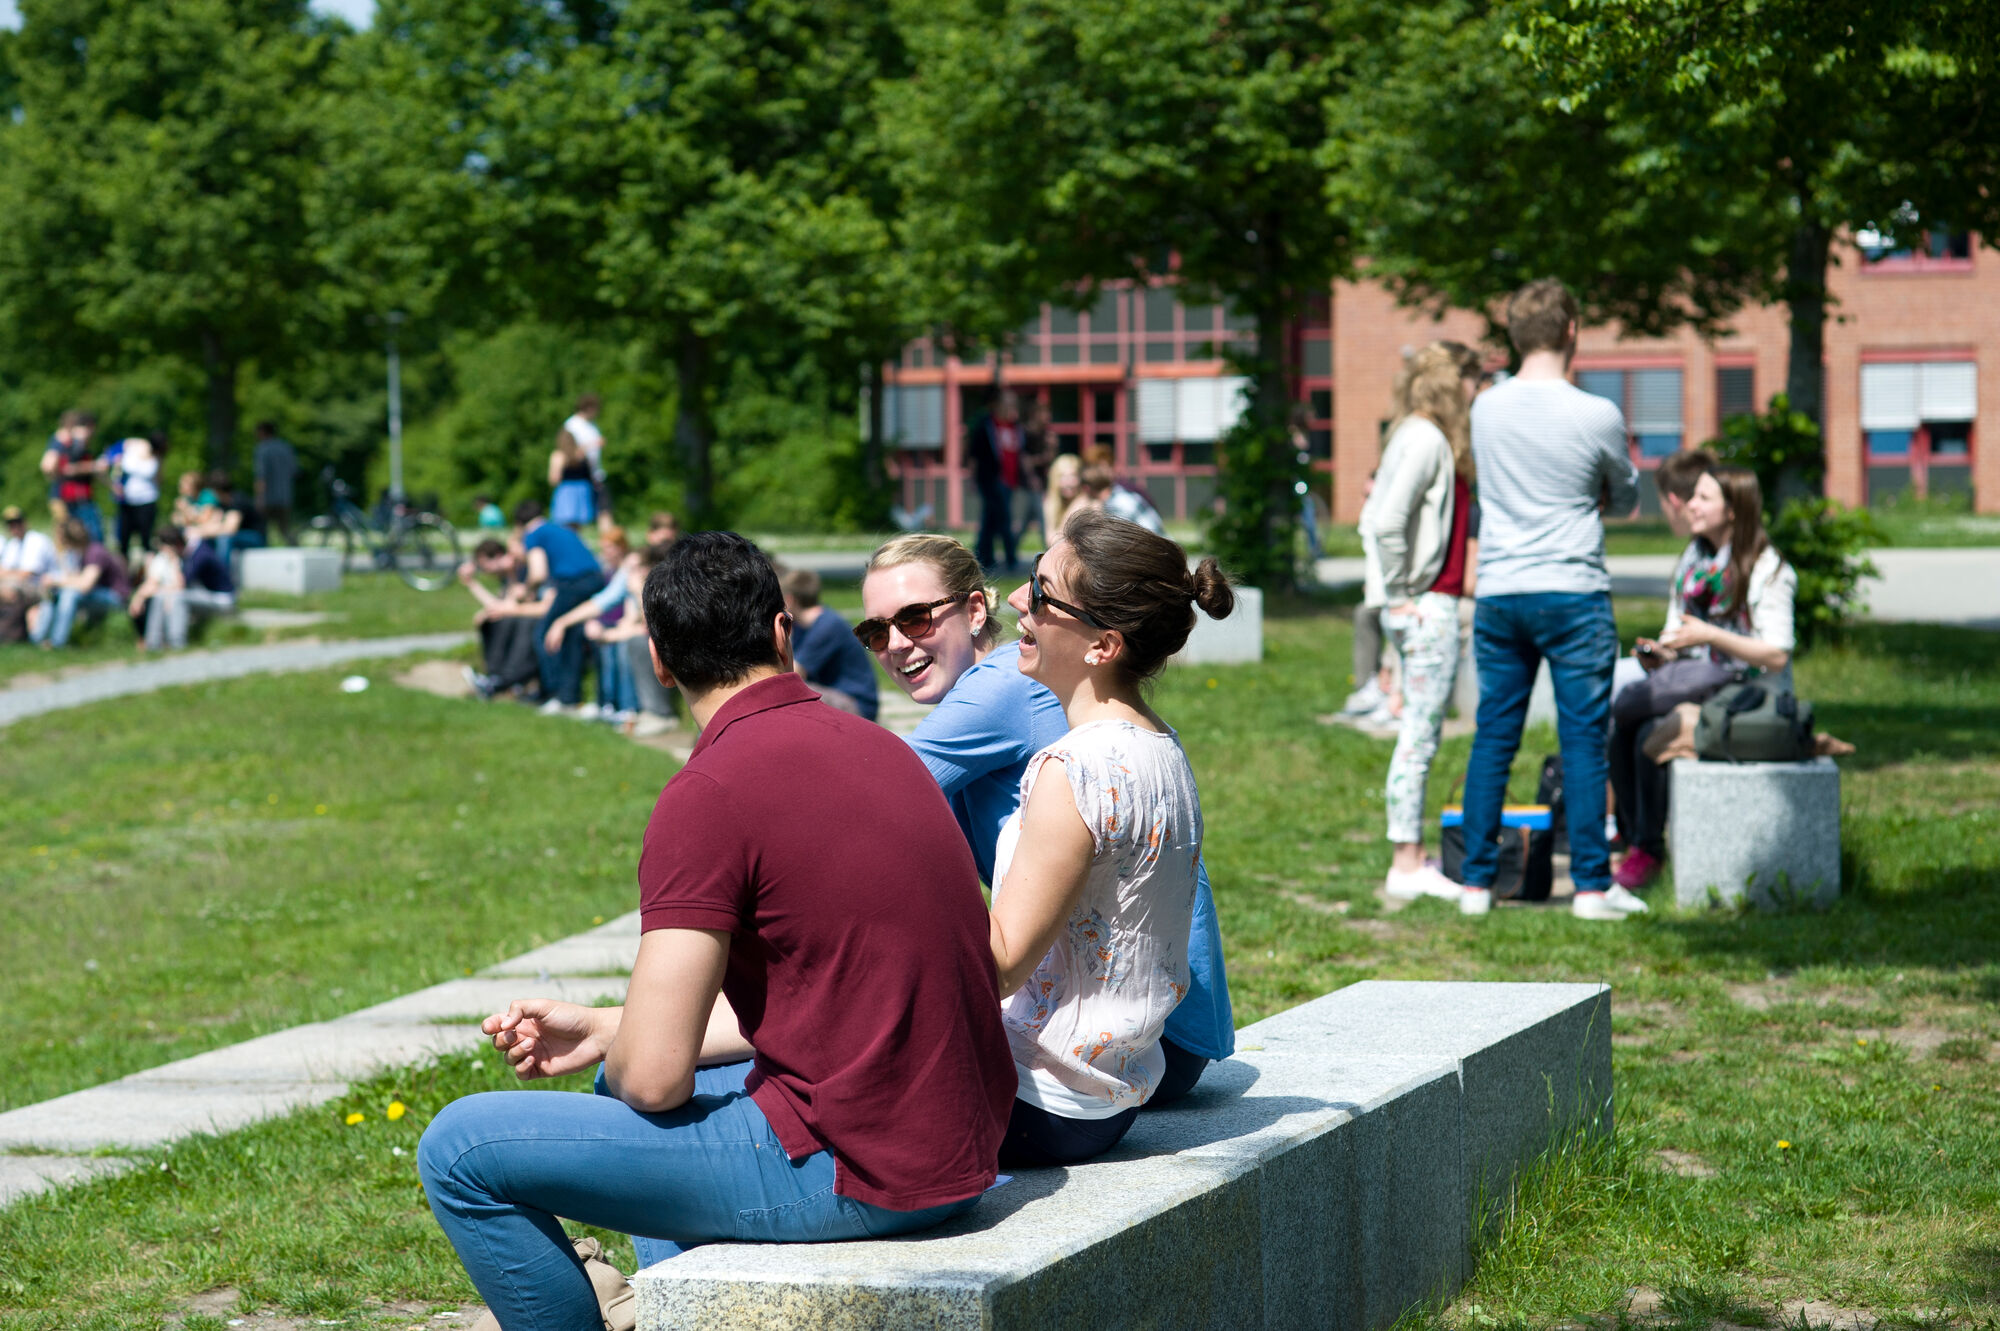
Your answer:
[1136,380,1178,443]
[886,385,944,449]
[1178,377,1224,442]
[1215,376,1250,435]
[1919,361,1978,421]
[1860,363,1920,431]
[1627,369,1683,433]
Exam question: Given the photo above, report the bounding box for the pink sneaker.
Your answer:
[1614,847,1661,889]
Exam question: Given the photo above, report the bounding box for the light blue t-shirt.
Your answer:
[904,641,1235,1062]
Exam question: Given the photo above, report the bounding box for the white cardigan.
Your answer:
[1662,542,1797,691]
[1360,416,1457,608]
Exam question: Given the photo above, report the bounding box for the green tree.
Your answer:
[0,0,339,467]
[1506,0,1995,427]
[890,0,1355,589]
[346,0,916,528]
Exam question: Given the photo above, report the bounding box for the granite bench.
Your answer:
[1669,757,1841,909]
[235,546,344,595]
[634,980,1611,1331]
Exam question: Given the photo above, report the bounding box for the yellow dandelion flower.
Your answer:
[314,804,329,816]
[1205,678,1218,689]
[592,916,604,925]
[1776,1139,1791,1150]
[1856,1038,1868,1046]
[345,1111,366,1126]
[386,1101,407,1121]
[32,845,47,856]
[267,793,279,805]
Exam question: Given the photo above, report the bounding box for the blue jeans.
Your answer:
[1462,593,1618,893]
[597,640,637,713]
[536,572,607,705]
[974,479,1017,571]
[420,1059,978,1330]
[32,586,121,647]
[66,500,104,544]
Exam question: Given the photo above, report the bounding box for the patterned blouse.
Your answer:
[992,719,1204,1119]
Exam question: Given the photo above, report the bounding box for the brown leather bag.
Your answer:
[468,1236,635,1331]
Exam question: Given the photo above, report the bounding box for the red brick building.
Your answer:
[882,235,1992,527]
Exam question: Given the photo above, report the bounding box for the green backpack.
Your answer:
[1695,682,1815,763]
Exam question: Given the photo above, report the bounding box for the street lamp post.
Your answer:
[386,310,406,501]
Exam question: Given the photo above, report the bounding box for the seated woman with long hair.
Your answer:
[990,508,1234,1166]
[1611,463,1796,889]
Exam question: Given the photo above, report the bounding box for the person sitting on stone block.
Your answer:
[458,538,551,702]
[419,532,1015,1331]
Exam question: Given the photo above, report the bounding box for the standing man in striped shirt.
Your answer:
[1458,279,1642,922]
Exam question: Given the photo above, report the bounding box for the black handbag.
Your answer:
[1611,655,1741,723]
[1440,778,1555,902]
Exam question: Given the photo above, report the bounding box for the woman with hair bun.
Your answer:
[989,508,1233,1165]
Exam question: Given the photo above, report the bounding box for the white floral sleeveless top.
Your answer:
[992,719,1203,1119]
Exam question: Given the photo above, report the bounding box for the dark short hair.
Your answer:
[1505,278,1579,356]
[644,531,786,694]
[1653,447,1719,504]
[512,499,544,526]
[473,538,508,562]
[578,392,601,412]
[207,470,234,493]
[255,421,277,437]
[158,524,187,549]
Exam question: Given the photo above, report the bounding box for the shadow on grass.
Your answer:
[1656,862,2000,977]
[1811,703,2000,769]
[1934,1241,2000,1311]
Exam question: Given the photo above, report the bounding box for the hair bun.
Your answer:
[1190,558,1235,620]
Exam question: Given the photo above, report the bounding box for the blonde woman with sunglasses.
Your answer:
[858,533,1237,1125]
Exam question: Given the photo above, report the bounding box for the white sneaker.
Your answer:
[1340,679,1386,716]
[1572,890,1641,921]
[1601,884,1651,913]
[572,703,601,720]
[1386,865,1462,901]
[1459,887,1492,916]
[631,713,680,738]
[537,698,568,716]
[1358,703,1402,730]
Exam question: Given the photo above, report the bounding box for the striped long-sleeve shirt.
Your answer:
[1469,377,1639,597]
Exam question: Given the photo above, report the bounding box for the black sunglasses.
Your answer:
[1028,554,1108,630]
[853,594,966,652]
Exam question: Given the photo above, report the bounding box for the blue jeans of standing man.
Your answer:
[31,586,121,647]
[418,1059,978,1331]
[536,571,607,705]
[1461,593,1619,894]
[974,479,1017,572]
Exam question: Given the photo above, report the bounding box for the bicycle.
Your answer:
[302,469,462,592]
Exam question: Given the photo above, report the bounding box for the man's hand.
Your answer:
[482,999,615,1080]
[456,560,477,586]
[584,620,604,642]
[544,621,567,654]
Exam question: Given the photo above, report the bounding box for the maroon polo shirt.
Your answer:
[638,672,1014,1210]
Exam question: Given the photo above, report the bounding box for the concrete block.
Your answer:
[634,980,1610,1331]
[1176,586,1262,666]
[1669,758,1841,909]
[236,546,343,595]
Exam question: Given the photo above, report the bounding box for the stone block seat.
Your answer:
[635,980,1611,1331]
[1669,757,1841,909]
[235,545,344,595]
[1176,585,1263,666]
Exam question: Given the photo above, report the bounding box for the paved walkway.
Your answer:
[0,632,470,728]
[0,915,646,1207]
[1312,548,2000,627]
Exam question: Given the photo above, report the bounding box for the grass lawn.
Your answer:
[0,572,472,687]
[1,599,1996,1329]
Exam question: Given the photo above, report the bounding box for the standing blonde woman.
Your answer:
[1360,342,1484,900]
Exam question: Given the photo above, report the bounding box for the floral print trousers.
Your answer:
[1382,591,1464,845]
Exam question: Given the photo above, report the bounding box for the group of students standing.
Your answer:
[417,513,1236,1329]
[1355,279,1798,919]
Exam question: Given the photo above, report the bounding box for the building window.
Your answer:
[882,384,944,449]
[1861,359,1978,504]
[1716,365,1756,426]
[1137,376,1247,459]
[1857,224,1975,273]
[1578,366,1684,462]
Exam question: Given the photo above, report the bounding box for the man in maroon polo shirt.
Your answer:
[420,532,1015,1331]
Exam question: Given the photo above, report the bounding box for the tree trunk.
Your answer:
[202,329,238,472]
[674,331,716,527]
[863,359,886,494]
[1783,214,1831,430]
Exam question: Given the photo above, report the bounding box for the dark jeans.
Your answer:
[999,1098,1139,1168]
[537,572,607,705]
[480,616,543,694]
[975,478,1017,571]
[66,499,104,544]
[1150,1036,1210,1107]
[116,501,157,563]
[1462,592,1619,892]
[1609,714,1671,858]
